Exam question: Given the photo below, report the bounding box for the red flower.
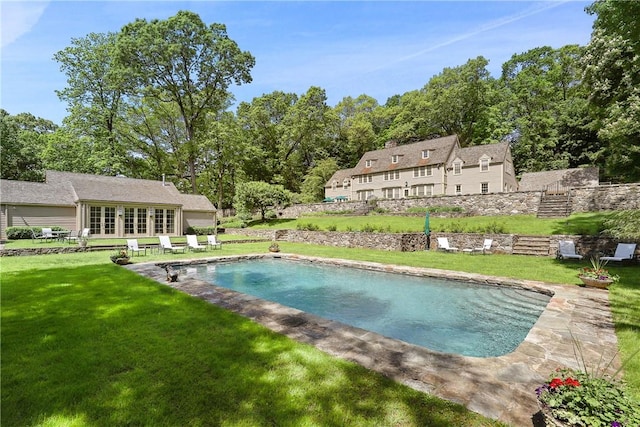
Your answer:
[549,378,564,388]
[564,378,581,387]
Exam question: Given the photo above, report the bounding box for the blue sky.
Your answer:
[1,1,595,125]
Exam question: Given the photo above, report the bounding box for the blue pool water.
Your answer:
[181,259,550,357]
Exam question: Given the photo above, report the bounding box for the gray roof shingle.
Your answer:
[1,171,216,212]
[351,135,460,175]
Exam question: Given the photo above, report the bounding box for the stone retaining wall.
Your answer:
[279,184,640,218]
[226,228,639,258]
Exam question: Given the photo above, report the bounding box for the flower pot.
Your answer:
[578,275,613,289]
[111,257,130,265]
[537,404,571,427]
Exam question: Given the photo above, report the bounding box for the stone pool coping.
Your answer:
[126,253,620,426]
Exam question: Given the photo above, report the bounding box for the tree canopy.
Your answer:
[4,3,639,210]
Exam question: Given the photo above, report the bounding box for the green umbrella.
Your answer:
[424,212,431,250]
[424,212,430,235]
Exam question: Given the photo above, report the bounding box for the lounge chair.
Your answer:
[557,240,583,260]
[437,237,458,252]
[207,235,222,250]
[463,239,493,255]
[601,243,637,262]
[158,235,185,254]
[186,235,206,252]
[127,239,147,256]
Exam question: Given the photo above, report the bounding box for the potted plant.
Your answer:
[268,242,280,253]
[577,256,619,289]
[110,249,130,265]
[536,368,640,427]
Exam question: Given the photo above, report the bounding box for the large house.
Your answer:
[325,135,518,201]
[0,171,216,239]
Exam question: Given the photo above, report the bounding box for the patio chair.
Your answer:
[207,235,222,250]
[41,227,54,242]
[600,243,637,262]
[557,240,583,260]
[30,228,46,243]
[463,239,493,255]
[126,239,147,256]
[437,237,458,252]
[158,235,185,254]
[186,235,206,252]
[64,230,79,244]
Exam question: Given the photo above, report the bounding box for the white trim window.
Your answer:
[480,158,489,172]
[422,149,430,159]
[412,184,434,197]
[332,181,337,190]
[384,170,400,181]
[365,159,372,168]
[383,187,401,199]
[342,179,349,189]
[455,184,462,195]
[481,182,489,194]
[453,162,462,175]
[357,190,373,201]
[413,166,433,177]
[391,154,399,164]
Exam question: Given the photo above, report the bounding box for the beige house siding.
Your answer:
[1,171,217,238]
[183,211,216,232]
[326,136,516,200]
[2,205,77,230]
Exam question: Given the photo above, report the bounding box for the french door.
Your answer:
[89,206,116,236]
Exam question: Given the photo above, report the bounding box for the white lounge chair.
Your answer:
[159,235,186,254]
[186,235,206,252]
[557,240,583,260]
[601,243,637,262]
[463,239,493,254]
[207,235,222,250]
[127,239,147,256]
[437,237,458,252]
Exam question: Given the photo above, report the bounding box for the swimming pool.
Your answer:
[180,258,550,357]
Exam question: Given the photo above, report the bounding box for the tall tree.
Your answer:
[53,32,129,175]
[116,11,255,193]
[300,158,339,203]
[0,110,57,181]
[583,0,640,181]
[501,45,593,174]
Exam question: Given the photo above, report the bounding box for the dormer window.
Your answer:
[422,150,430,159]
[480,158,489,172]
[453,162,462,175]
[391,155,399,164]
[342,179,349,189]
[332,181,337,190]
[365,159,372,168]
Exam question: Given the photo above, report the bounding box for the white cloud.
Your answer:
[1,1,49,48]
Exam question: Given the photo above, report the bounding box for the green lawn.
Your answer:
[238,212,612,235]
[2,240,639,426]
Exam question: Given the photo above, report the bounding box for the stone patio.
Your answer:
[126,254,620,426]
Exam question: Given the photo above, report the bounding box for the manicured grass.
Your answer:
[2,240,639,426]
[245,212,612,235]
[1,253,503,426]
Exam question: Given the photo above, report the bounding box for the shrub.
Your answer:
[185,226,218,236]
[326,224,337,232]
[6,226,64,240]
[296,222,319,231]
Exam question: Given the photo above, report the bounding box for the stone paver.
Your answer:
[127,254,620,427]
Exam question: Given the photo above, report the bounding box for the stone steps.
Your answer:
[513,235,551,256]
[537,194,571,218]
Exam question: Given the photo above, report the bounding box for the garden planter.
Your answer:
[578,275,613,289]
[111,257,130,265]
